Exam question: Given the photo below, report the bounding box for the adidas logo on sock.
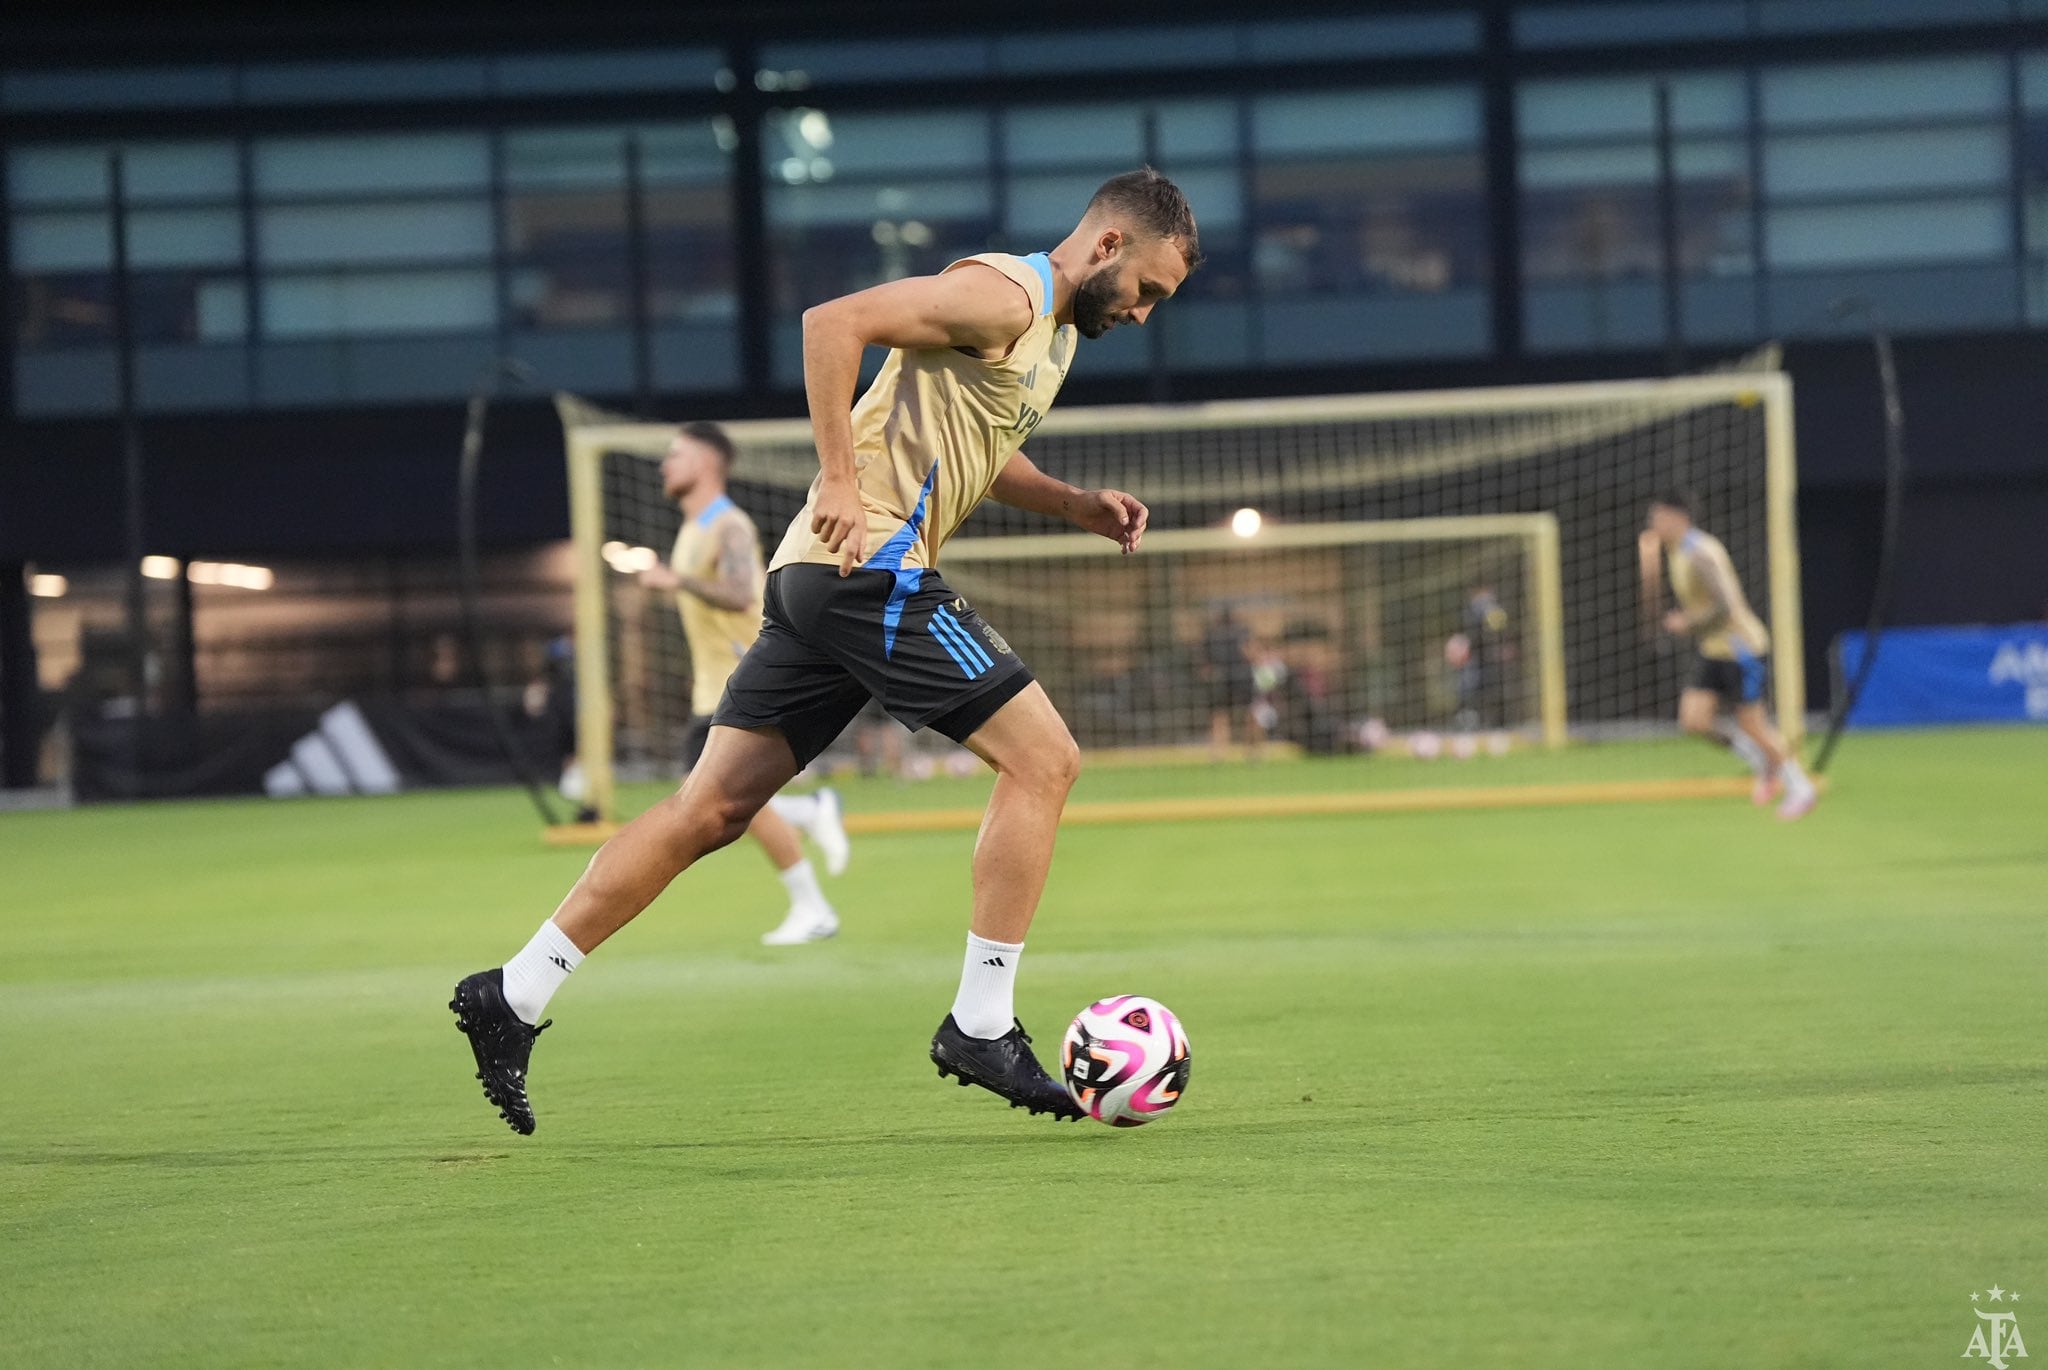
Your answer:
[982,955,1006,967]
[547,954,571,972]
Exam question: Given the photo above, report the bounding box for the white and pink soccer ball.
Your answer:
[1060,995,1192,1127]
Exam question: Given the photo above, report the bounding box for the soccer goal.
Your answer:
[557,365,1799,826]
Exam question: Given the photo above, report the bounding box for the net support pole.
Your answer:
[1753,370,1802,749]
[565,423,617,822]
[1761,371,1806,751]
[1527,512,1568,749]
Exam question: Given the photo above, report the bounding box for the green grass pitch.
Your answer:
[3,727,2043,1367]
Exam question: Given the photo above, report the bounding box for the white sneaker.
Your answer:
[761,903,839,946]
[810,786,851,877]
[1776,783,1818,822]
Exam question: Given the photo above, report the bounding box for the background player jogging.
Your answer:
[633,420,851,947]
[1639,489,1817,821]
[452,168,1202,1134]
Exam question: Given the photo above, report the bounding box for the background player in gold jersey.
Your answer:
[452,169,1200,1133]
[1640,489,1817,820]
[634,422,850,946]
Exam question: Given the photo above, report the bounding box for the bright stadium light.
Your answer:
[140,555,180,580]
[189,561,274,590]
[1230,507,1263,539]
[29,573,67,598]
[796,108,833,148]
[603,543,660,575]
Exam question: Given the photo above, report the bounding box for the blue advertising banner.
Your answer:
[1838,625,2048,727]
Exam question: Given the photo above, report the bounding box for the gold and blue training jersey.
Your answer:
[769,251,1077,576]
[1669,528,1770,663]
[670,494,765,716]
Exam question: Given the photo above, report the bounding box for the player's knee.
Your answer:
[702,790,763,851]
[1057,732,1082,788]
[1033,730,1082,796]
[986,727,1079,796]
[661,786,759,857]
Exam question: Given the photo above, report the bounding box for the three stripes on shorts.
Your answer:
[926,605,994,679]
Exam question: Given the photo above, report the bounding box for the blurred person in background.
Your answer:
[1202,606,1257,760]
[1447,582,1513,732]
[634,422,851,946]
[1639,489,1816,820]
[523,635,585,808]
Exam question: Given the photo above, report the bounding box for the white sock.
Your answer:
[950,933,1023,1039]
[502,919,583,1026]
[1727,731,1770,777]
[768,794,819,827]
[778,858,827,910]
[1781,758,1813,793]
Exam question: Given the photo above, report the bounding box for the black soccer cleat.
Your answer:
[929,1014,1083,1121]
[450,968,549,1136]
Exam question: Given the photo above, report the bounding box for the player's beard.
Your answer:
[1071,265,1129,339]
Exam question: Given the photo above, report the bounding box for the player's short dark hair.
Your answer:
[1086,167,1204,272]
[1650,488,1698,518]
[679,420,735,471]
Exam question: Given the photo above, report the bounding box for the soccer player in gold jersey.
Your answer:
[634,422,850,947]
[1639,490,1817,821]
[453,169,1200,1132]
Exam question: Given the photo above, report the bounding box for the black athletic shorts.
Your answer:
[712,565,1034,768]
[1689,648,1768,706]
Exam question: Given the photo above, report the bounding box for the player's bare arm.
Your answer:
[801,267,1037,574]
[664,521,757,612]
[993,449,1147,555]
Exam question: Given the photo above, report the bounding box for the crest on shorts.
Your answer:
[949,598,1013,655]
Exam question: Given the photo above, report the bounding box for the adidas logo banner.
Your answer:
[264,701,402,798]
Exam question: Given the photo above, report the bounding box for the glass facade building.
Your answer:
[8,3,2048,415]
